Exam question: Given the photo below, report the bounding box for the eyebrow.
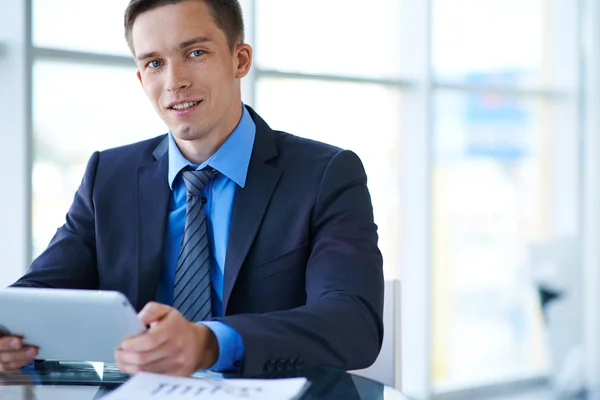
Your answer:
[136,36,213,62]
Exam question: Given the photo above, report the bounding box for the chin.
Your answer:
[173,125,208,141]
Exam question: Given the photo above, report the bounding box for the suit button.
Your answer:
[286,359,295,371]
[234,360,242,368]
[276,359,286,371]
[265,360,276,372]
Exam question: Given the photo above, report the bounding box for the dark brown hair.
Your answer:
[124,0,245,52]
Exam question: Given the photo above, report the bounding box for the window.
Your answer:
[32,61,165,257]
[433,0,544,86]
[430,0,580,390]
[431,92,579,387]
[433,0,578,90]
[255,0,403,79]
[33,0,131,55]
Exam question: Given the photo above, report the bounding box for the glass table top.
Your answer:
[0,361,410,399]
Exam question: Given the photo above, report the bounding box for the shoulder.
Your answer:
[81,134,167,190]
[271,130,364,174]
[247,105,361,171]
[272,130,341,164]
[96,134,167,163]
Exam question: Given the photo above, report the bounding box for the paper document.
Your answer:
[102,372,309,400]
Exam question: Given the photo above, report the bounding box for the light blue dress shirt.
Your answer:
[155,104,255,371]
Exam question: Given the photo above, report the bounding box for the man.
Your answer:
[0,0,384,377]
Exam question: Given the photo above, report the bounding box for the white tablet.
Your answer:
[0,288,146,363]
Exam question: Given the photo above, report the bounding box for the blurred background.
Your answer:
[2,0,600,399]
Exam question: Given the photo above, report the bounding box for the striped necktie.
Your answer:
[172,167,218,321]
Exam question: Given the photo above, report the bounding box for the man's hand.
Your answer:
[115,302,219,376]
[0,336,38,373]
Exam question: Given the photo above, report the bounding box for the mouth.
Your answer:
[167,100,202,115]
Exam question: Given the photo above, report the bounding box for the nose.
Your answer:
[165,61,191,92]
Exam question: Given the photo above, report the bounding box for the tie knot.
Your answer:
[181,167,218,197]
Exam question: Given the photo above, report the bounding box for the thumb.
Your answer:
[137,302,170,325]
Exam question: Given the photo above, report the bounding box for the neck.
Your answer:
[174,102,243,165]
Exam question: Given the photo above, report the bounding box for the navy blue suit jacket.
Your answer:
[13,106,384,377]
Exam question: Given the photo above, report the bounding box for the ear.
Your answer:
[136,70,143,85]
[234,43,253,79]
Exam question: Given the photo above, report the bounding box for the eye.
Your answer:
[147,60,163,69]
[189,50,206,58]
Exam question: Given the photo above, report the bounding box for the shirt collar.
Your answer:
[167,104,256,189]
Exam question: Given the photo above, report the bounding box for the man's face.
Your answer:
[131,0,250,142]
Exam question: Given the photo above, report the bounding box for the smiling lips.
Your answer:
[171,101,198,110]
[167,100,201,115]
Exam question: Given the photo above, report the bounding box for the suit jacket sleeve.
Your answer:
[215,149,384,377]
[12,152,100,289]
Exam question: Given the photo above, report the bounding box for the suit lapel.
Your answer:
[223,108,282,312]
[136,137,171,309]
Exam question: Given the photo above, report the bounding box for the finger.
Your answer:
[132,356,183,376]
[116,360,139,375]
[0,348,36,364]
[0,337,22,351]
[115,347,170,371]
[120,327,169,353]
[115,336,171,368]
[0,360,32,373]
[122,306,179,351]
[137,302,171,326]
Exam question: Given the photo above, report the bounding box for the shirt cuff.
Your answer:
[199,321,244,372]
